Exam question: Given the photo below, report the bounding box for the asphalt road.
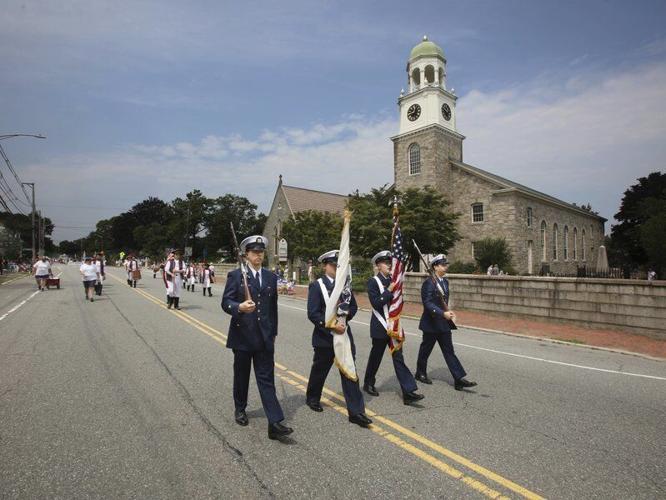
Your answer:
[1,264,665,499]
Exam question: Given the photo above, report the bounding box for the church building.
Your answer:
[264,37,606,275]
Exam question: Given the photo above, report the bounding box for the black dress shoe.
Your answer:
[234,410,249,426]
[415,373,432,385]
[348,413,372,427]
[403,391,425,405]
[307,401,323,412]
[363,384,379,396]
[454,378,478,391]
[268,422,294,440]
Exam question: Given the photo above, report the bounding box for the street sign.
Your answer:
[278,238,288,262]
[184,246,193,257]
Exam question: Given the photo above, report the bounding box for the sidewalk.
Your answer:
[285,286,666,360]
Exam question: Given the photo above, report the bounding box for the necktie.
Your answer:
[255,270,261,288]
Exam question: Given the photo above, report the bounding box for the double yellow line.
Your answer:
[108,272,545,500]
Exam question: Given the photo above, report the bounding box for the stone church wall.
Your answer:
[262,187,290,269]
[403,273,666,339]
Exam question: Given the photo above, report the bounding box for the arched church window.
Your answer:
[582,229,586,261]
[438,67,445,86]
[540,221,547,261]
[408,143,421,175]
[411,68,421,89]
[564,226,569,260]
[471,203,484,223]
[573,227,578,260]
[552,223,559,260]
[424,65,435,84]
[527,207,533,227]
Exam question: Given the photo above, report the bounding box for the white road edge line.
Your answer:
[277,302,666,381]
[0,290,40,322]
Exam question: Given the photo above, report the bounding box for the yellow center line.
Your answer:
[107,271,545,500]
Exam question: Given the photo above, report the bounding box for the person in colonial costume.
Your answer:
[202,261,214,297]
[164,250,185,310]
[127,254,141,288]
[186,262,196,292]
[222,235,293,440]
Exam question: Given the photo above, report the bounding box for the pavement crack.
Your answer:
[106,294,275,498]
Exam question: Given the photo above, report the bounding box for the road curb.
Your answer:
[280,295,666,363]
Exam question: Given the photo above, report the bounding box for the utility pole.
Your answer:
[38,210,45,256]
[21,182,35,261]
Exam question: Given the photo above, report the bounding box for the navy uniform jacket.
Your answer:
[418,276,451,334]
[307,277,358,348]
[222,267,278,352]
[367,273,393,339]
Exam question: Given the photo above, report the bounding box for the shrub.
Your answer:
[448,261,477,274]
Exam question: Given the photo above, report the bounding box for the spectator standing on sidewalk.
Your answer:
[80,256,100,302]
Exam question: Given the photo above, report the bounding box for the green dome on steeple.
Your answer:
[410,35,445,60]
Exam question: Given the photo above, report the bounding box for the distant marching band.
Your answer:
[87,204,475,441]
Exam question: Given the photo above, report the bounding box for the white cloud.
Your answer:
[458,61,666,225]
[24,60,666,242]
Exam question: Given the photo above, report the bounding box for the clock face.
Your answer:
[441,103,452,121]
[407,104,421,121]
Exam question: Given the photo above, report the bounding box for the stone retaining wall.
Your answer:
[403,273,666,339]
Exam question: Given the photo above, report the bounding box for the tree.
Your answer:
[610,172,666,274]
[204,194,266,260]
[347,185,460,269]
[473,238,512,272]
[0,211,55,255]
[281,210,342,263]
[170,190,211,254]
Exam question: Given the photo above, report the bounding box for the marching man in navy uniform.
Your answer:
[306,250,372,428]
[415,254,477,391]
[222,235,293,440]
[363,251,424,405]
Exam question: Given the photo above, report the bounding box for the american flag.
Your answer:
[387,217,406,352]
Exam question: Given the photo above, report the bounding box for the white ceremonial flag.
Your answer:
[322,210,357,381]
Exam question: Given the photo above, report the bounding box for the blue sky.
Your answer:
[1,0,665,242]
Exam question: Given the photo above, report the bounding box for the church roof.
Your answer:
[410,36,445,61]
[451,160,607,221]
[281,184,347,215]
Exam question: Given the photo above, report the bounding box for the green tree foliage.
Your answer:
[610,172,666,274]
[204,194,266,259]
[281,210,342,263]
[0,211,55,255]
[447,261,478,274]
[473,238,512,272]
[347,185,460,269]
[56,192,267,261]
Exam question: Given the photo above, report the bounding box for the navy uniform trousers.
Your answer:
[223,267,284,425]
[416,276,467,381]
[305,278,365,416]
[363,274,417,393]
[364,340,418,393]
[415,331,466,381]
[232,348,284,424]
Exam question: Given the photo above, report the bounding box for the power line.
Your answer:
[0,143,31,203]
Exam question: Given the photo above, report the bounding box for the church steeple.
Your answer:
[398,36,459,136]
[391,37,465,194]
